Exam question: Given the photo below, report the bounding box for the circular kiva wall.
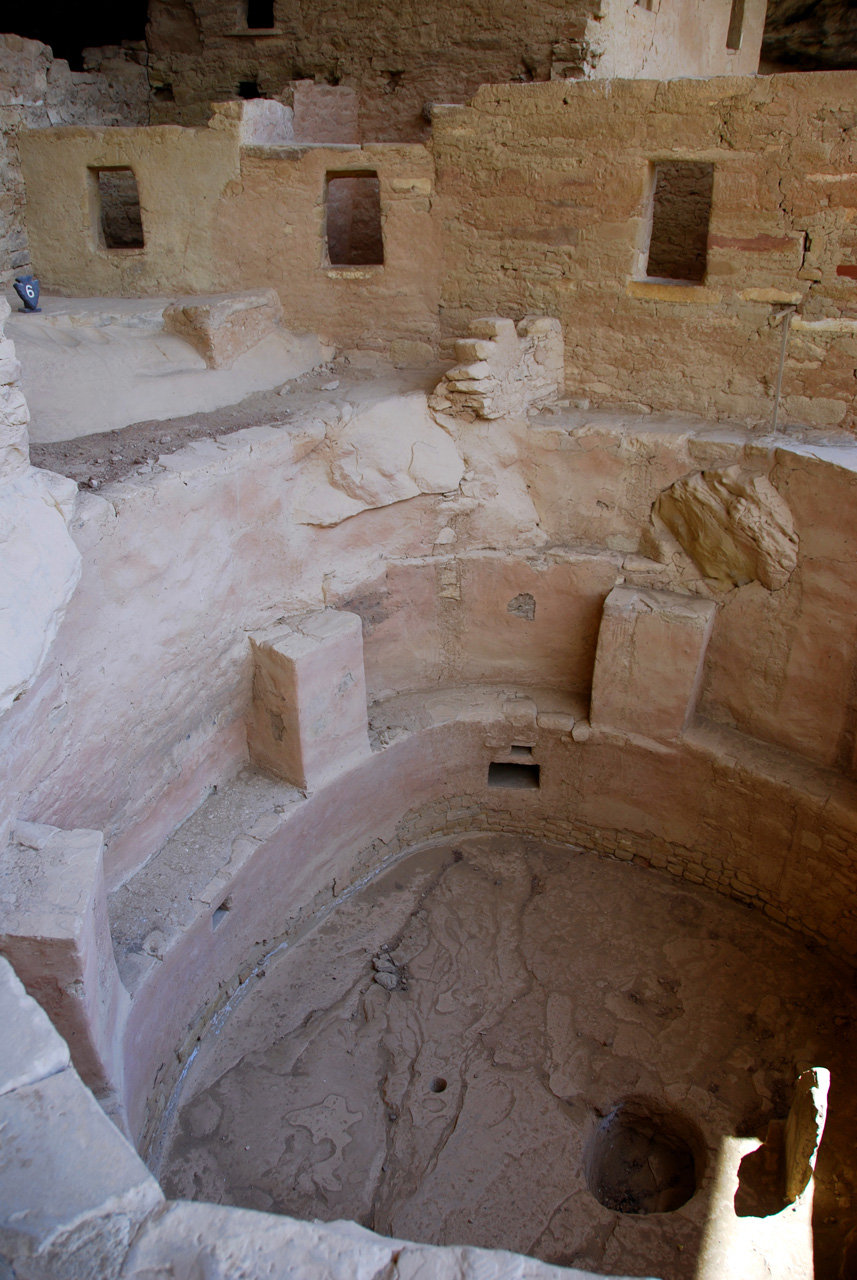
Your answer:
[4,384,857,1156]
[117,683,857,1152]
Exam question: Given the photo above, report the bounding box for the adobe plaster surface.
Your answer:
[0,34,149,289]
[3,8,857,1279]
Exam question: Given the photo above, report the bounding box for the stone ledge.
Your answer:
[626,280,722,305]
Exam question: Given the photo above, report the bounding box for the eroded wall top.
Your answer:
[145,0,763,140]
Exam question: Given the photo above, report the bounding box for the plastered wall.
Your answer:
[591,0,766,81]
[4,395,857,894]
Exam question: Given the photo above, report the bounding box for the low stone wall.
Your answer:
[143,0,763,140]
[18,108,440,349]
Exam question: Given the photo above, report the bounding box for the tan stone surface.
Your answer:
[247,610,371,790]
[590,586,717,740]
[432,73,857,427]
[9,294,328,441]
[145,0,761,140]
[9,390,857,895]
[0,954,69,1096]
[19,124,441,351]
[292,392,465,526]
[0,824,129,1101]
[0,34,148,288]
[292,81,359,145]
[19,72,857,420]
[0,952,626,1280]
[0,1065,162,1280]
[655,465,799,592]
[122,1201,614,1280]
[18,122,241,298]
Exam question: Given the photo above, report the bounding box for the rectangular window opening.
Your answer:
[726,0,745,50]
[212,895,234,929]
[645,161,713,284]
[238,79,261,99]
[92,167,144,250]
[326,172,384,267]
[488,761,541,790]
[247,0,275,27]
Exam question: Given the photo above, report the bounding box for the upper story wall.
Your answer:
[0,34,149,288]
[17,105,440,349]
[590,0,765,80]
[18,72,857,425]
[433,72,857,429]
[146,0,596,139]
[145,0,763,141]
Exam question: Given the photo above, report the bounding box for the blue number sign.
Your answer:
[13,276,41,313]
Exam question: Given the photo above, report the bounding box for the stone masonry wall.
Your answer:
[19,73,857,424]
[145,0,762,141]
[0,35,149,288]
[145,0,599,139]
[433,72,857,428]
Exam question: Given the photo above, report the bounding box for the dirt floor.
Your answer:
[156,835,857,1280]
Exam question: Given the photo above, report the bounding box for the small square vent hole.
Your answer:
[508,745,533,759]
[212,895,233,929]
[488,762,541,789]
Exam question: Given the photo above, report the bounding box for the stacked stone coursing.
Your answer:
[0,34,149,287]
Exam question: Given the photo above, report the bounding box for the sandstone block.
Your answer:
[431,315,564,420]
[655,465,798,592]
[292,80,359,144]
[590,586,716,740]
[537,712,575,733]
[122,1200,618,1280]
[0,825,129,1099]
[239,98,295,145]
[784,1066,830,1203]
[163,289,284,369]
[293,393,464,526]
[390,338,435,367]
[247,610,371,791]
